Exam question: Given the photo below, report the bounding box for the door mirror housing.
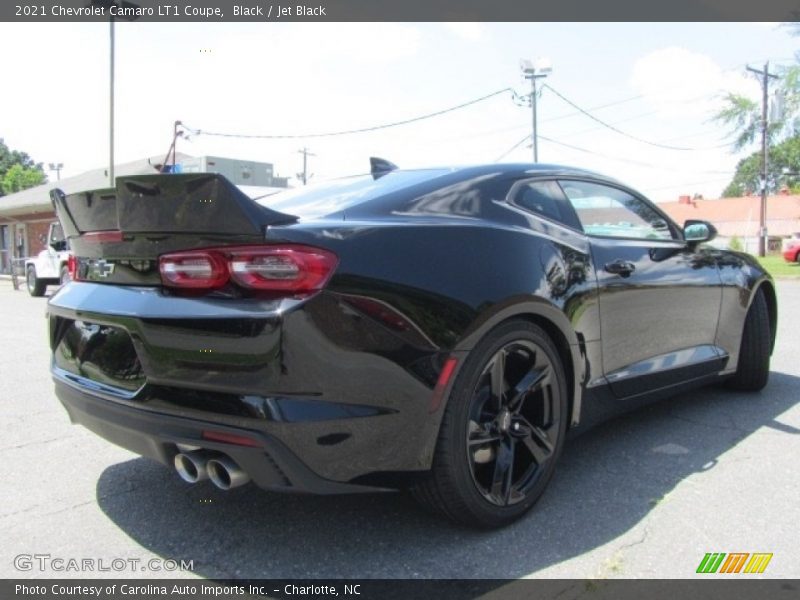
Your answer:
[683,220,717,244]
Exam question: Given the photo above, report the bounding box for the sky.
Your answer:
[0,21,797,201]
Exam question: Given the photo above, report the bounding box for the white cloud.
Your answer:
[630,47,759,120]
[300,23,423,64]
[443,23,486,42]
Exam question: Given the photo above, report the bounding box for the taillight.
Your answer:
[159,252,229,289]
[67,254,77,280]
[228,246,337,292]
[158,245,338,295]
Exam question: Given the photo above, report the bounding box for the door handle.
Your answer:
[604,260,636,277]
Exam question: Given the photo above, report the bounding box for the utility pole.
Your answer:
[520,59,553,163]
[109,16,115,186]
[531,76,539,163]
[747,62,779,257]
[297,147,315,185]
[90,0,141,186]
[159,121,183,172]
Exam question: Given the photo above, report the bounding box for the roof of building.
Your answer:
[0,153,193,218]
[660,195,800,238]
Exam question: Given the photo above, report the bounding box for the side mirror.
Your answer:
[683,220,717,244]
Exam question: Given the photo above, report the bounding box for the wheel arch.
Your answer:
[513,312,579,429]
[452,299,584,429]
[755,279,778,355]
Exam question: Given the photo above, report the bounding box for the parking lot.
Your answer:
[1,280,798,580]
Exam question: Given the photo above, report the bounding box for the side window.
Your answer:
[559,180,675,240]
[511,180,581,230]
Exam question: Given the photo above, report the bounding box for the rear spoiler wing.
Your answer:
[50,173,296,239]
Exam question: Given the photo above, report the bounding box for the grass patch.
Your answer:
[756,254,800,278]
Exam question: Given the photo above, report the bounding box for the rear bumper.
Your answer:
[48,282,451,489]
[54,377,383,494]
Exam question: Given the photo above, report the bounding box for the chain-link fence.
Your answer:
[9,257,28,290]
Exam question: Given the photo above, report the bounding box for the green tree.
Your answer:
[1,164,46,194]
[714,65,800,151]
[722,135,800,196]
[715,24,800,195]
[0,138,46,196]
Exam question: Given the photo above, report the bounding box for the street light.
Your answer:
[520,58,552,163]
[48,163,63,181]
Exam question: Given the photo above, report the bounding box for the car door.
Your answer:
[558,179,724,399]
[47,223,67,277]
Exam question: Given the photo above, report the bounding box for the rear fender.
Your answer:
[451,297,584,428]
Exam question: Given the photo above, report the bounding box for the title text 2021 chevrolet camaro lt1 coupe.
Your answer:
[47,161,776,528]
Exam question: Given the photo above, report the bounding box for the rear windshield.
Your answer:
[257,169,452,219]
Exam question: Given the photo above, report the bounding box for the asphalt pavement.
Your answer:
[1,280,798,579]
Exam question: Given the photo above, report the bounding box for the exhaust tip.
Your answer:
[207,456,250,490]
[174,452,210,483]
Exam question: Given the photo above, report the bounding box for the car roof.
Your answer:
[398,163,625,187]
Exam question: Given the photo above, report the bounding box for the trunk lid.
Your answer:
[51,173,297,285]
[52,173,296,258]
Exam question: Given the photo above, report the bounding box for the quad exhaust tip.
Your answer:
[174,450,212,483]
[174,451,251,489]
[207,456,251,490]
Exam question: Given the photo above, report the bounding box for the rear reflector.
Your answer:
[158,244,338,294]
[201,430,263,448]
[430,356,458,413]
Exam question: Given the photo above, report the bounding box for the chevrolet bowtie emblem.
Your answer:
[92,259,115,278]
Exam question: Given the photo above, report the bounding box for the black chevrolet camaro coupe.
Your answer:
[47,161,776,528]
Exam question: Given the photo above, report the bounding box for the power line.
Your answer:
[494,134,531,162]
[425,96,654,147]
[538,88,721,126]
[538,135,673,170]
[496,124,730,167]
[182,88,513,140]
[542,84,698,151]
[492,132,733,197]
[499,133,733,193]
[556,113,731,150]
[539,94,644,124]
[537,134,731,175]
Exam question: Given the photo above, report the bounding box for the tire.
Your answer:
[59,265,70,286]
[412,320,568,528]
[726,288,770,391]
[26,266,46,297]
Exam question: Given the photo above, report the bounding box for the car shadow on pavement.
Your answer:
[96,372,800,579]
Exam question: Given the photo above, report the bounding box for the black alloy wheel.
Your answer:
[466,340,560,507]
[412,320,567,528]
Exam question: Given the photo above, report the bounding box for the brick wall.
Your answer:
[27,221,52,257]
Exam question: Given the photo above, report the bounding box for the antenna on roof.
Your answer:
[370,157,398,179]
